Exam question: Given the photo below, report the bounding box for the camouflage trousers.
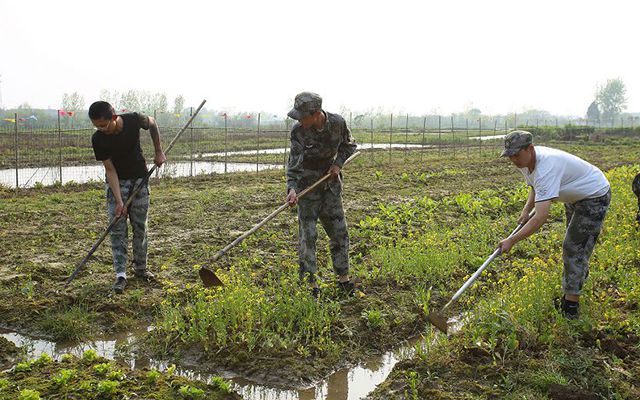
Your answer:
[297,187,350,283]
[562,190,611,295]
[106,178,150,278]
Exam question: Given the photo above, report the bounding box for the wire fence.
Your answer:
[1,108,639,189]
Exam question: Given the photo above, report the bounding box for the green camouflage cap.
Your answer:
[287,92,322,120]
[501,130,533,157]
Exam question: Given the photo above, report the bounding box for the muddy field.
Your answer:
[1,139,639,399]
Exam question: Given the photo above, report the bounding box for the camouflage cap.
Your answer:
[501,130,533,157]
[287,92,322,120]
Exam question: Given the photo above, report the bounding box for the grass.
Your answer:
[1,137,639,390]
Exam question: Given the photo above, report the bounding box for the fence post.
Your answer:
[466,118,469,158]
[256,113,261,174]
[283,118,289,171]
[438,115,441,157]
[189,107,194,177]
[421,116,426,163]
[14,113,18,190]
[479,117,482,156]
[370,118,374,163]
[58,110,62,184]
[389,113,393,163]
[404,113,409,157]
[225,113,228,174]
[451,115,455,158]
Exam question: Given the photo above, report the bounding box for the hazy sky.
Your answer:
[1,0,638,116]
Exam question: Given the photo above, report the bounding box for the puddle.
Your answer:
[1,327,423,400]
[0,161,282,189]
[468,134,506,140]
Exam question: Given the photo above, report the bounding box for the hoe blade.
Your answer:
[427,311,449,334]
[199,267,224,288]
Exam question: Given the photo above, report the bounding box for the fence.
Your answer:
[1,108,639,189]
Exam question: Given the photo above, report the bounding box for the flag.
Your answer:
[67,111,75,117]
[18,118,26,122]
[58,110,67,116]
[245,115,252,119]
[2,118,15,123]
[27,115,37,121]
[174,113,181,117]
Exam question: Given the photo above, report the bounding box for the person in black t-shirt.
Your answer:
[89,101,166,293]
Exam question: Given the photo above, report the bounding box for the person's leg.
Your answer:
[129,179,152,279]
[107,181,130,292]
[561,192,611,315]
[319,191,350,283]
[297,195,321,287]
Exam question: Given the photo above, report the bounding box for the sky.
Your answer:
[1,0,638,116]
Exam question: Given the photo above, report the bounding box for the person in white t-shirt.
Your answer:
[497,130,611,319]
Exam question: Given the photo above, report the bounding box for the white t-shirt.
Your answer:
[520,146,610,204]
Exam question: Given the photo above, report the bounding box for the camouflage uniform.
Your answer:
[106,178,150,278]
[562,190,611,295]
[632,173,640,224]
[286,107,357,283]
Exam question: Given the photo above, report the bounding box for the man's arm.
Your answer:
[499,199,551,253]
[332,119,357,169]
[103,159,127,218]
[148,117,166,167]
[518,186,536,224]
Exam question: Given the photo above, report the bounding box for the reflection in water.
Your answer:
[1,327,424,400]
[0,161,282,189]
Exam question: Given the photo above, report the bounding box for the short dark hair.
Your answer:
[88,101,115,120]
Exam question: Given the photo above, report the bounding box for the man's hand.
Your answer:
[154,151,167,167]
[498,237,514,254]
[517,209,532,224]
[115,201,128,218]
[328,164,341,178]
[286,189,298,206]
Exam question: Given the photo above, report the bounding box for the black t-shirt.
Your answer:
[92,113,150,179]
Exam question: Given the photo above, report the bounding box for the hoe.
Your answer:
[199,151,362,287]
[427,209,536,334]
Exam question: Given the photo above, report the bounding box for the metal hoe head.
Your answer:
[427,311,449,334]
[199,267,224,288]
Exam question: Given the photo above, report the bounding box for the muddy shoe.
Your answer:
[555,297,579,319]
[133,270,155,281]
[337,280,358,296]
[113,277,127,294]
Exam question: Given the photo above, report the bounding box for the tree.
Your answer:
[596,78,627,121]
[586,101,600,122]
[61,92,85,111]
[120,90,140,112]
[173,95,185,114]
[99,89,120,109]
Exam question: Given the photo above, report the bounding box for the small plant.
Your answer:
[93,363,111,375]
[178,385,205,398]
[61,353,74,362]
[146,369,161,384]
[14,362,32,373]
[362,308,386,329]
[0,378,9,390]
[97,380,119,395]
[82,349,99,362]
[52,369,76,387]
[18,389,41,400]
[32,352,53,366]
[210,376,233,394]
[374,170,383,180]
[107,369,124,381]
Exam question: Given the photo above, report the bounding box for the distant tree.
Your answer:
[173,95,185,114]
[61,92,85,111]
[99,89,120,109]
[152,93,168,113]
[120,90,141,111]
[596,78,627,121]
[586,101,600,122]
[17,102,32,110]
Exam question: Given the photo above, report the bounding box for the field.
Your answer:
[1,137,639,399]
